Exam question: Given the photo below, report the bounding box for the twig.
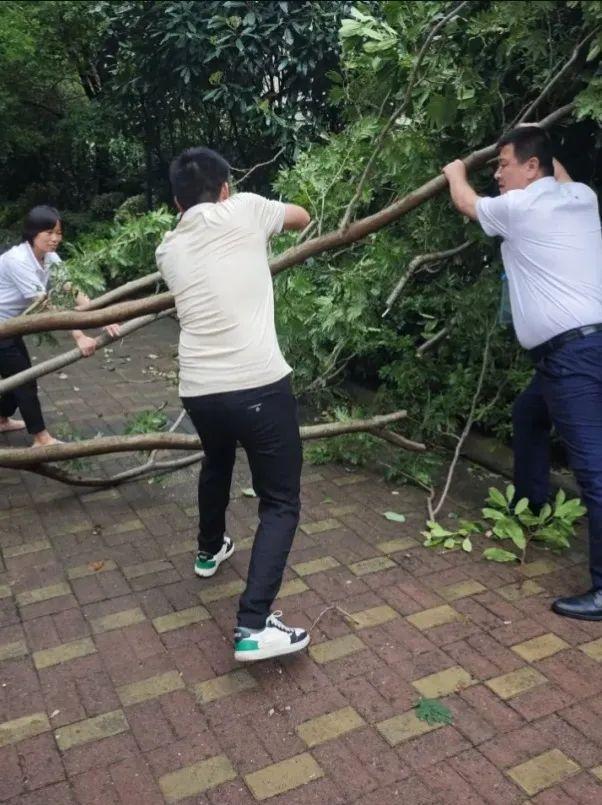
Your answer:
[81,273,163,311]
[510,29,598,128]
[369,427,426,453]
[339,1,471,231]
[0,309,175,395]
[232,146,286,184]
[23,294,50,316]
[308,605,361,633]
[416,324,450,356]
[0,104,574,341]
[383,241,472,316]
[428,318,496,520]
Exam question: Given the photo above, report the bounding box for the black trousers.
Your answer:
[0,336,46,434]
[182,374,303,629]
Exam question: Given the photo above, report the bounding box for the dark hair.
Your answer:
[169,147,230,210]
[497,126,554,177]
[22,205,62,245]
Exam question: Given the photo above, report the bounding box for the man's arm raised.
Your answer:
[442,159,480,220]
[282,204,311,231]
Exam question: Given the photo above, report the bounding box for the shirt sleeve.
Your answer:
[6,253,48,300]
[475,194,512,239]
[243,193,286,239]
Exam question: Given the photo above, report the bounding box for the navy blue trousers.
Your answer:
[512,332,602,589]
[182,375,303,629]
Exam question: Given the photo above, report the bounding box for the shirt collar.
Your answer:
[24,242,52,271]
[523,176,556,194]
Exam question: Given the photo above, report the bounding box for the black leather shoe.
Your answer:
[551,588,602,620]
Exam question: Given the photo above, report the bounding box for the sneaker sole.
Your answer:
[194,542,235,578]
[234,633,310,662]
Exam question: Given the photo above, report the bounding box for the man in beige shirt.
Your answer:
[156,147,311,661]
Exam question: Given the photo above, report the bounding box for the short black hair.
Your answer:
[169,147,230,210]
[497,126,554,177]
[22,206,62,245]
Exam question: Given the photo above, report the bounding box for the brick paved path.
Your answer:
[1,320,602,804]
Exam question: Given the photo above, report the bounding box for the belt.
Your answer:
[528,324,602,363]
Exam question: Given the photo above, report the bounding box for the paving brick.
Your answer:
[244,752,323,800]
[3,540,51,559]
[33,637,96,670]
[18,732,65,791]
[377,537,417,554]
[312,735,379,799]
[199,579,245,604]
[377,710,441,746]
[195,669,257,703]
[407,604,463,631]
[300,519,341,535]
[0,639,28,662]
[309,634,365,664]
[440,580,487,601]
[511,633,570,663]
[496,579,545,601]
[0,712,51,748]
[16,583,71,608]
[486,667,547,699]
[66,560,118,580]
[450,748,524,804]
[54,709,129,751]
[508,749,580,796]
[90,607,146,633]
[412,665,475,698]
[159,755,237,802]
[117,670,185,706]
[296,705,365,747]
[348,556,396,576]
[351,605,398,629]
[521,559,560,578]
[292,556,340,576]
[152,605,211,633]
[109,754,165,805]
[122,559,173,579]
[277,578,309,597]
[579,637,602,661]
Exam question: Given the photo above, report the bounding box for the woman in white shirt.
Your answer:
[0,206,119,446]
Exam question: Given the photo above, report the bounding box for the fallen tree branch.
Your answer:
[339,0,471,231]
[369,427,426,453]
[383,241,472,316]
[232,146,286,184]
[0,410,409,468]
[0,309,175,395]
[0,104,574,341]
[81,274,164,311]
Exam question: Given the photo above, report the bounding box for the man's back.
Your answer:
[476,177,602,348]
[156,192,291,396]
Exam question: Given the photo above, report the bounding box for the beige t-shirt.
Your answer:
[156,192,291,397]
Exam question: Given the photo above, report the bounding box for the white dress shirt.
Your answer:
[476,177,602,349]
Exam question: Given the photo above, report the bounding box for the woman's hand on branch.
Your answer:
[73,331,97,357]
[103,323,121,338]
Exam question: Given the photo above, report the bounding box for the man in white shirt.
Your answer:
[443,125,602,620]
[156,147,312,660]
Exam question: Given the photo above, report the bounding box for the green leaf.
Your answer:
[482,507,505,521]
[462,536,473,553]
[443,537,457,549]
[554,488,566,509]
[538,503,552,523]
[483,547,519,563]
[487,487,507,508]
[242,488,257,497]
[513,498,529,515]
[383,511,406,523]
[505,484,516,503]
[414,697,453,726]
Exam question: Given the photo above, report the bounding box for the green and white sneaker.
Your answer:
[234,610,310,662]
[194,536,235,578]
